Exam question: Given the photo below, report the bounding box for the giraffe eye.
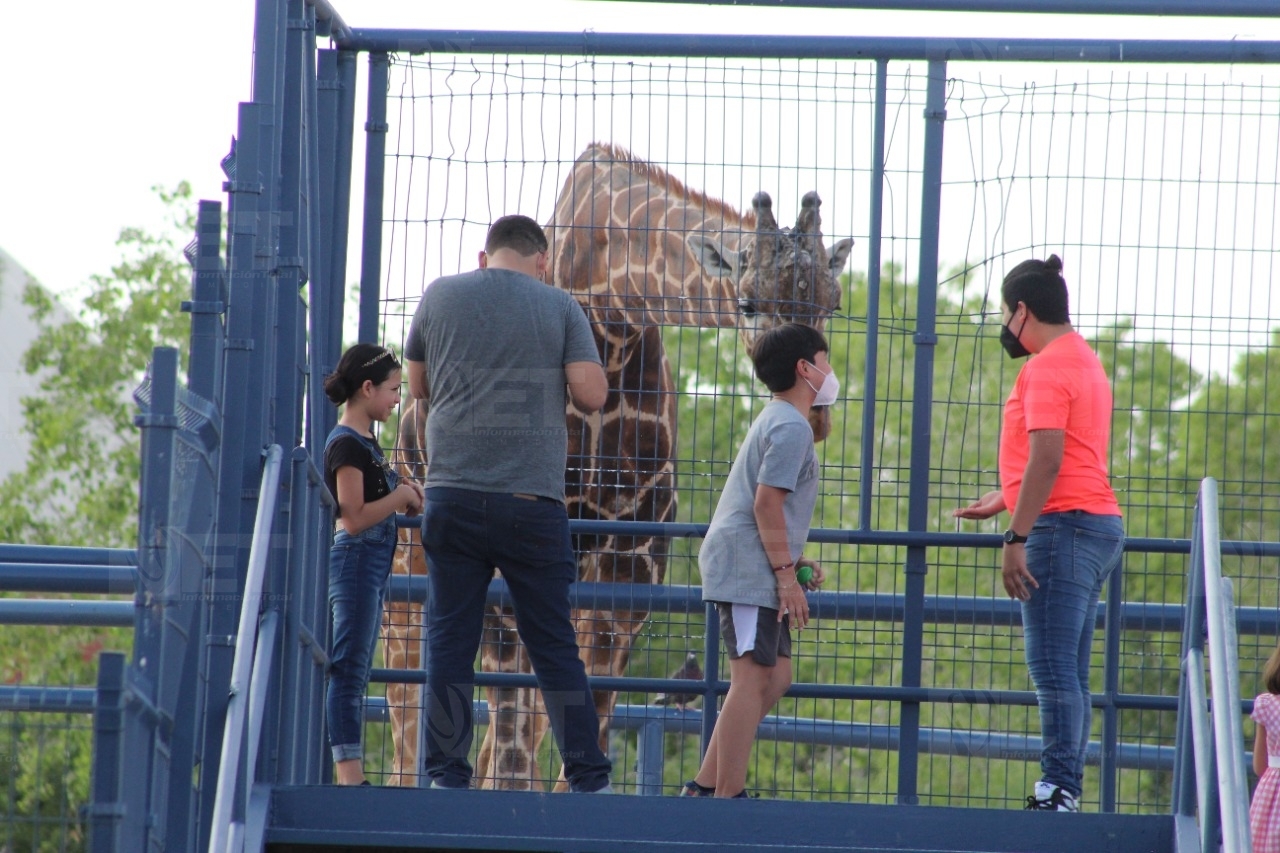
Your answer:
[738,300,757,316]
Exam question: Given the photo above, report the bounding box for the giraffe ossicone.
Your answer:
[382,142,852,789]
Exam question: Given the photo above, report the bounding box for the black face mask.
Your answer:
[1000,314,1030,359]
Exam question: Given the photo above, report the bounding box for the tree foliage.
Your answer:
[0,183,194,551]
[0,184,194,850]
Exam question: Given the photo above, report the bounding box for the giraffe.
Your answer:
[381,142,853,789]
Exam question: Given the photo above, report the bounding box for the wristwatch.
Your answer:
[1003,529,1029,545]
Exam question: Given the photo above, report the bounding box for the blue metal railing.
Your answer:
[3,525,1270,784]
[1172,478,1252,853]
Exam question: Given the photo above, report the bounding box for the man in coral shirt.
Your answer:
[954,255,1124,814]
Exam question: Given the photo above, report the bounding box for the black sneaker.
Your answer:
[680,780,715,797]
[1025,781,1079,812]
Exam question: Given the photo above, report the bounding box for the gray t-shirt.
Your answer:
[698,400,820,608]
[404,268,601,501]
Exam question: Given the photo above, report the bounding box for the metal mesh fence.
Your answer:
[0,690,97,852]
[364,51,1280,809]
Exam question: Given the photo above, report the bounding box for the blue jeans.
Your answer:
[421,487,612,792]
[326,515,397,762]
[1021,510,1124,798]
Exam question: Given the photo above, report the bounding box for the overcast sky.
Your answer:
[1,2,1277,309]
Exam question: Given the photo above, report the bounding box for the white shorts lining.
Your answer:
[731,604,760,657]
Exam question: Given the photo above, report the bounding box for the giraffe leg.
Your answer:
[476,607,544,791]
[386,397,430,786]
[384,534,427,786]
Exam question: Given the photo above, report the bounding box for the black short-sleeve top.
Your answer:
[323,425,393,517]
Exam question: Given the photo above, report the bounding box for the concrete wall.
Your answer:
[0,246,76,482]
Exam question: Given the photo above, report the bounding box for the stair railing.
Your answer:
[1173,477,1251,853]
[208,444,284,853]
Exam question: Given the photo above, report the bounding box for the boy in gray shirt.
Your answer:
[684,322,832,799]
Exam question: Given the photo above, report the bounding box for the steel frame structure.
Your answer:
[57,1,1280,850]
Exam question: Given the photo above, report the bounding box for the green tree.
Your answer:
[0,184,193,851]
[0,183,194,550]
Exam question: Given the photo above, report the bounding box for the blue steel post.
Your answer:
[152,332,222,849]
[274,0,310,454]
[186,200,227,402]
[303,29,325,481]
[163,200,226,850]
[329,48,358,364]
[263,0,315,789]
[1173,498,1208,817]
[201,95,279,853]
[898,58,948,805]
[312,465,337,784]
[313,50,340,456]
[700,602,721,757]
[306,47,340,784]
[130,346,180,848]
[636,718,666,795]
[858,59,888,530]
[87,652,126,853]
[282,450,314,784]
[312,47,357,454]
[253,0,287,127]
[1099,558,1123,811]
[359,52,390,344]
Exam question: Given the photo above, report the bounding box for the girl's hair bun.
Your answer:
[324,343,403,405]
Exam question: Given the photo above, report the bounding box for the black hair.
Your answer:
[751,322,829,393]
[484,215,549,257]
[322,343,402,405]
[1002,253,1071,325]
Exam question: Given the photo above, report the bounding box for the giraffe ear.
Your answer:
[687,234,740,278]
[827,238,854,276]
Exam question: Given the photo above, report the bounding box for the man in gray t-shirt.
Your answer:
[402,214,613,793]
[404,256,601,502]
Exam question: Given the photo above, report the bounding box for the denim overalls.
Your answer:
[324,425,399,762]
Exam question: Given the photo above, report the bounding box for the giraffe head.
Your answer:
[688,191,854,350]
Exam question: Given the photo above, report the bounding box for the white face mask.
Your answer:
[804,364,840,407]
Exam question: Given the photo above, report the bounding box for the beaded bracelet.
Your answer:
[771,562,795,573]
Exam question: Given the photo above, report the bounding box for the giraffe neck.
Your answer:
[547,142,756,332]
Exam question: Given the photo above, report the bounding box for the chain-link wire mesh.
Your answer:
[361,51,1280,810]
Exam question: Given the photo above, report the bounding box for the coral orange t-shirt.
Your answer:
[999,332,1122,517]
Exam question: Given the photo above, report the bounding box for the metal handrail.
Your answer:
[208,445,284,853]
[1178,478,1252,853]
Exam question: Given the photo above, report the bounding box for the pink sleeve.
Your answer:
[1020,358,1072,432]
[1253,693,1280,729]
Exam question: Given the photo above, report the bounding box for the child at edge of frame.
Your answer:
[682,321,831,800]
[1251,636,1280,853]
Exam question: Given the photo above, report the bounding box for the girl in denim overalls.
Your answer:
[322,344,423,785]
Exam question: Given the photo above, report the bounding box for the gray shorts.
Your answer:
[715,602,792,667]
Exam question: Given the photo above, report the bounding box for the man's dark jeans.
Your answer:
[421,487,612,793]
